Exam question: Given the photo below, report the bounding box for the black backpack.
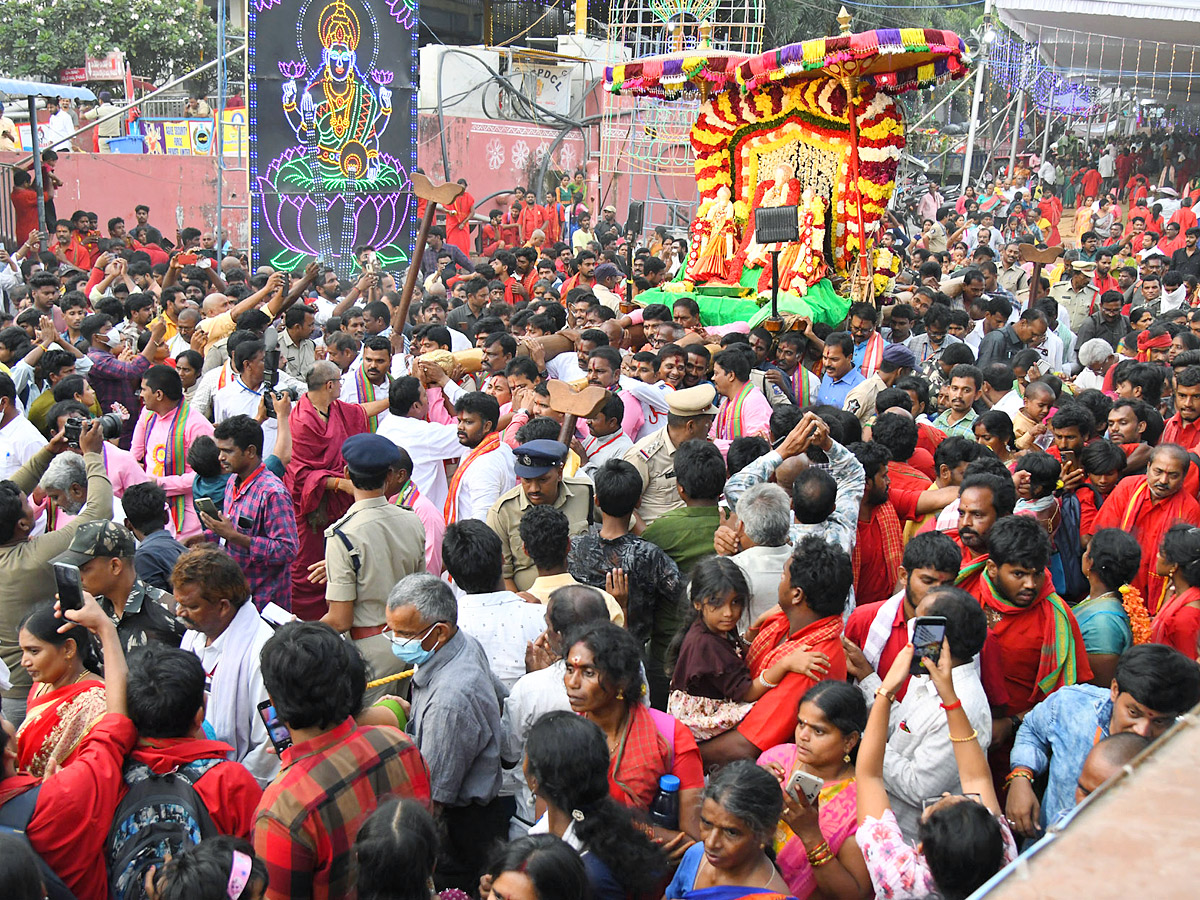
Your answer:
[0,786,78,900]
[106,758,222,900]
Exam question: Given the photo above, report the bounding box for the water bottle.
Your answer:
[649,774,681,830]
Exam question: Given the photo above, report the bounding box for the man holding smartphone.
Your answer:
[0,419,111,724]
[875,585,993,841]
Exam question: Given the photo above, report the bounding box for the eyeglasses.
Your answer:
[381,623,440,646]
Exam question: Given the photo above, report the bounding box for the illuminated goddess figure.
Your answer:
[282,0,392,184]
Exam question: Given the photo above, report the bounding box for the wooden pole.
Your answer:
[396,173,465,341]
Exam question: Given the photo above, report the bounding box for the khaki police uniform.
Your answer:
[326,496,427,701]
[486,474,595,591]
[1050,262,1100,330]
[748,369,790,410]
[625,426,684,526]
[623,383,720,526]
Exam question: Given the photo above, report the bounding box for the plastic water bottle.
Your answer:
[649,774,681,830]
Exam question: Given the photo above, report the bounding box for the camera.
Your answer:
[97,412,123,440]
[63,413,123,447]
[63,417,82,448]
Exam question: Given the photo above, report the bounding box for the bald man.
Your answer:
[1074,732,1150,807]
[1093,443,1200,606]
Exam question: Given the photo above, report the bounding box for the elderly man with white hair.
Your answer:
[1074,337,1118,392]
[728,481,794,627]
[39,451,126,527]
[385,572,510,890]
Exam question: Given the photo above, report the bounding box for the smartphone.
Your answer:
[1060,449,1077,468]
[53,562,85,613]
[176,252,198,266]
[194,496,220,520]
[909,615,948,676]
[786,769,824,807]
[256,700,292,754]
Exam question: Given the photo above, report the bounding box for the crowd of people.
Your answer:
[1,159,1200,900]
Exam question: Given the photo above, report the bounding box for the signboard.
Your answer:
[515,63,573,117]
[249,0,418,277]
[59,51,126,83]
[136,112,248,156]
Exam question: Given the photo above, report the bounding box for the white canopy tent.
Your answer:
[996,0,1200,105]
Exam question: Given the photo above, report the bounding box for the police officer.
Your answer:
[1050,260,1100,331]
[486,439,594,592]
[322,433,427,702]
[622,384,719,526]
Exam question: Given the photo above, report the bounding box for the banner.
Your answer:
[248,0,419,277]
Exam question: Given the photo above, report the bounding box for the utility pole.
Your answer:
[960,0,995,193]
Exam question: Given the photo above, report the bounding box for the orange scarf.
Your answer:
[443,431,500,523]
[746,611,843,678]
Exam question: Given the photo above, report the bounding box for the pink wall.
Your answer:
[0,151,249,247]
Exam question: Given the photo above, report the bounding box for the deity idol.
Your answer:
[686,186,739,284]
[281,0,393,186]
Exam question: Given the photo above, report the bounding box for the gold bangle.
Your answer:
[949,728,979,743]
[874,687,896,702]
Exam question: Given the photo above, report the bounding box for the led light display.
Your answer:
[249,0,418,277]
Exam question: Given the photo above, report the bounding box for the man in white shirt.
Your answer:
[1039,155,1058,186]
[376,373,466,510]
[443,389,515,524]
[212,338,279,459]
[500,584,610,829]
[44,98,77,152]
[0,374,44,480]
[877,585,992,841]
[173,544,279,786]
[442,519,545,690]
[729,482,794,627]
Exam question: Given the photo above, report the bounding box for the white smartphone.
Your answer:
[786,769,824,806]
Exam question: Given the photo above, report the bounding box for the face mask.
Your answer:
[390,624,437,666]
[105,326,123,348]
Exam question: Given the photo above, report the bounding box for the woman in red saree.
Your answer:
[15,604,105,777]
[286,368,367,620]
[563,622,705,841]
[1151,524,1200,659]
[445,179,474,256]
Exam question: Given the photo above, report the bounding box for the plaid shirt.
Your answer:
[253,717,431,900]
[86,349,150,424]
[211,465,299,611]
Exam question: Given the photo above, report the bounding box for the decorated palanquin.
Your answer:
[605,19,967,327]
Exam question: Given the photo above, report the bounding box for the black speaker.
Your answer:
[755,205,800,244]
[626,200,645,236]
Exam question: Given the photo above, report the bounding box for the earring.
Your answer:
[843,753,851,763]
[616,691,625,700]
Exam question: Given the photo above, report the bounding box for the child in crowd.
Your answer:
[1079,438,1127,536]
[667,557,829,740]
[1014,381,1056,450]
[973,409,1017,465]
[188,435,232,515]
[151,836,268,900]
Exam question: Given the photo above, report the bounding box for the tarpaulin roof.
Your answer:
[0,78,97,101]
[997,0,1200,104]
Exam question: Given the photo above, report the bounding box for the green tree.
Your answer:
[0,0,223,86]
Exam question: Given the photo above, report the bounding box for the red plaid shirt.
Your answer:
[211,465,299,611]
[253,717,432,900]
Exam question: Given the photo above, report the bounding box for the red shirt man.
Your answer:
[968,516,1091,717]
[698,539,850,765]
[1092,445,1200,612]
[844,531,961,701]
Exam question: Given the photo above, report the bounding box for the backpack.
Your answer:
[0,786,79,900]
[106,758,222,900]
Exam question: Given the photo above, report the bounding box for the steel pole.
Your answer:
[960,0,993,192]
